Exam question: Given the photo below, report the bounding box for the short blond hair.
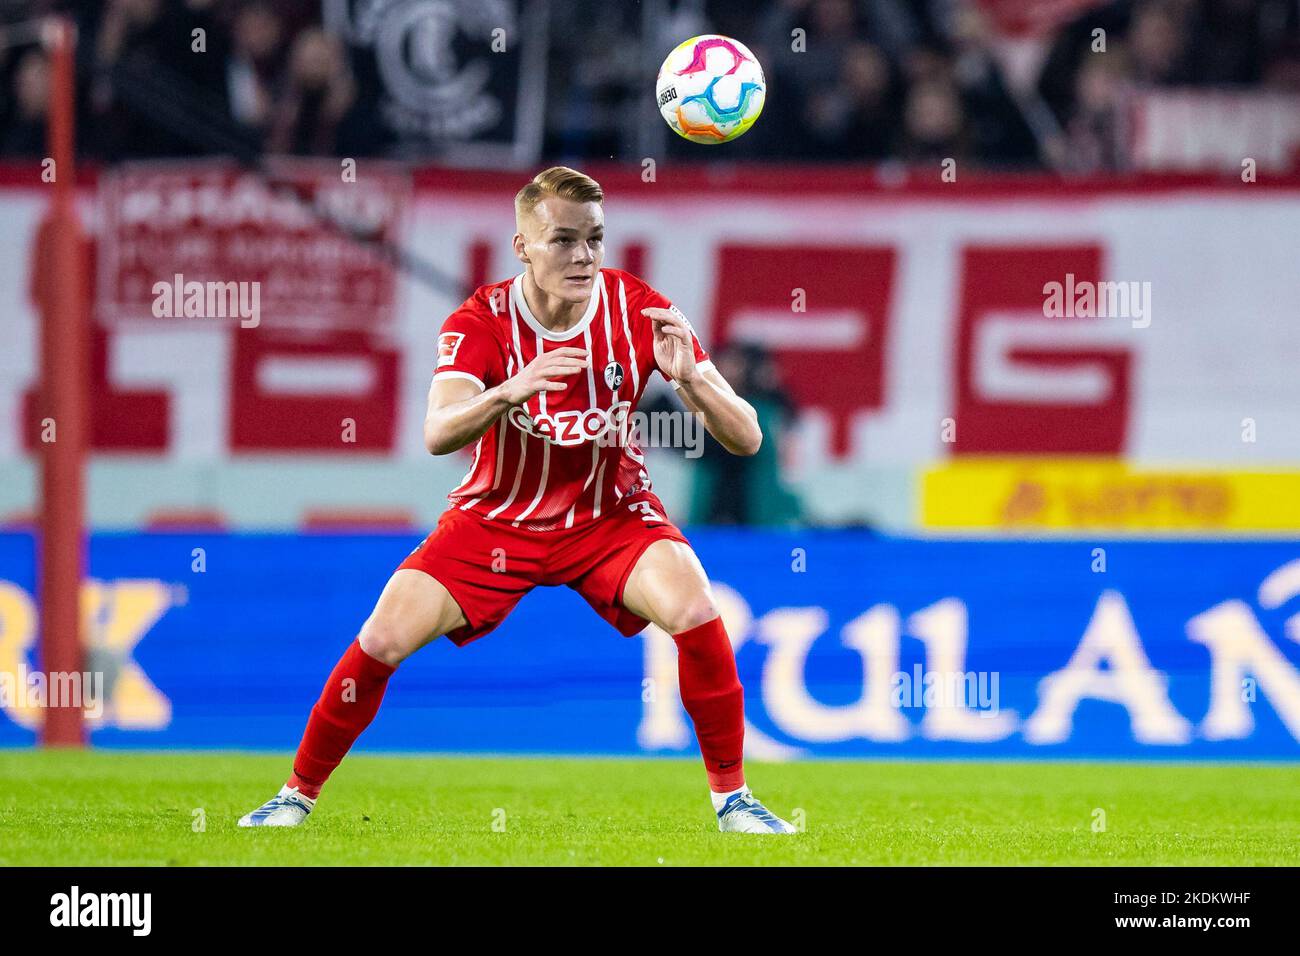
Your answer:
[515,166,603,225]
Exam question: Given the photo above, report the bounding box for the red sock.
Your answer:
[672,616,746,792]
[287,638,396,799]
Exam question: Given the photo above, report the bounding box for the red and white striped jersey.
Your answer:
[432,268,712,532]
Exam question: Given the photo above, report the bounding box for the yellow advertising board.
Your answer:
[923,460,1300,533]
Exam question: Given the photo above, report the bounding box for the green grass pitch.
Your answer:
[1,750,1296,866]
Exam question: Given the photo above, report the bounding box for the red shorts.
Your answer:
[398,490,690,646]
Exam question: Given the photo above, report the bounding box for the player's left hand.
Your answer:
[644,307,698,385]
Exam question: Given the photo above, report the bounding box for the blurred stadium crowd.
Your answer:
[0,0,1296,168]
[696,0,1300,168]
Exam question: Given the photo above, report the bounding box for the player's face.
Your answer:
[515,198,605,304]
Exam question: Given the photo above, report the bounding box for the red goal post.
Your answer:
[33,16,88,747]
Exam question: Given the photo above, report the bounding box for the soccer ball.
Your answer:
[656,35,766,144]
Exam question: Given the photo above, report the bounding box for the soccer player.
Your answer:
[239,167,795,834]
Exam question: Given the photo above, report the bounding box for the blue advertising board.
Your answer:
[1,531,1299,759]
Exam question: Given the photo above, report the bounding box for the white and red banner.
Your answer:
[3,165,1300,472]
[98,161,409,331]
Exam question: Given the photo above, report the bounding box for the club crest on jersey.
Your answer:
[604,361,625,390]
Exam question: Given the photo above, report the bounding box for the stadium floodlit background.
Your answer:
[2,0,1300,786]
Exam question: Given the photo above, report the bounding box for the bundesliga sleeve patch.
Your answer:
[437,331,466,368]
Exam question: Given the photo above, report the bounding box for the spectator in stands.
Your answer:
[89,0,229,158]
[753,0,866,160]
[0,49,48,157]
[545,0,648,160]
[1055,43,1136,172]
[1035,1,1194,170]
[1256,1,1300,87]
[1189,0,1269,83]
[901,44,952,87]
[946,3,1040,165]
[225,1,285,139]
[755,0,818,78]
[898,75,970,164]
[1127,0,1194,85]
[266,28,357,156]
[1,0,1294,168]
[1035,0,1136,131]
[802,41,901,160]
[1263,38,1300,89]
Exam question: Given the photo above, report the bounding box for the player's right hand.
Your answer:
[502,347,589,405]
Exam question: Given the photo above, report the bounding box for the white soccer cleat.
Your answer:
[237,785,316,827]
[716,789,797,834]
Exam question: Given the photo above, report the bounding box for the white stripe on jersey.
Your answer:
[491,420,508,490]
[506,330,555,525]
[508,294,527,380]
[477,292,537,522]
[563,325,604,529]
[592,456,607,519]
[533,331,547,416]
[583,324,606,515]
[513,439,550,526]
[581,324,597,404]
[461,414,509,511]
[617,277,640,395]
[612,277,647,505]
[564,441,599,530]
[599,278,615,369]
[596,280,617,513]
[485,426,528,520]
[449,438,481,497]
[460,310,521,513]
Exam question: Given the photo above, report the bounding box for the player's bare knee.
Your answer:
[357,616,411,667]
[663,592,720,635]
